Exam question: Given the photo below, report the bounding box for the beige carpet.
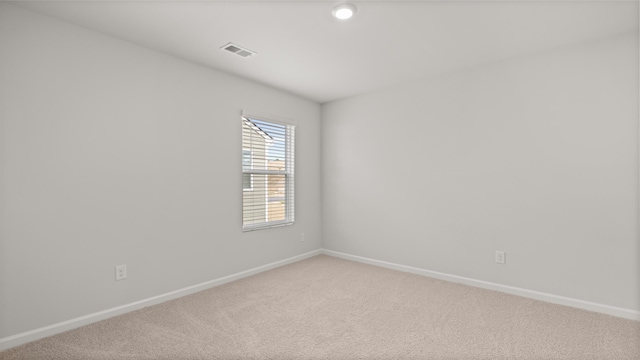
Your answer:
[1,255,638,359]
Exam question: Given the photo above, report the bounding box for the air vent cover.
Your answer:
[221,43,256,58]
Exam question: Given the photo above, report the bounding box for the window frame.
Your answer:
[241,115,295,231]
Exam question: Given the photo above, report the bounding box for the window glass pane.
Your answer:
[242,174,252,190]
[242,150,251,170]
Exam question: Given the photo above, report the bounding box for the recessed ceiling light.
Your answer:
[332,3,356,20]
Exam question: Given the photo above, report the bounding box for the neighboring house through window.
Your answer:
[242,149,253,190]
[242,116,295,231]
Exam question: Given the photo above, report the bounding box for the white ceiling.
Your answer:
[10,0,639,103]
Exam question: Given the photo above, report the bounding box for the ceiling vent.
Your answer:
[220,43,256,58]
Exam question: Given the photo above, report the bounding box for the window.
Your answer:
[242,116,295,231]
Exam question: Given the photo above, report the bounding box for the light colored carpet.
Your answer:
[1,255,638,359]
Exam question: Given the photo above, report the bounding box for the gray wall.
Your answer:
[322,33,639,311]
[0,3,321,338]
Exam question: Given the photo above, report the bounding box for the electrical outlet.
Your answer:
[300,233,305,242]
[495,251,506,264]
[115,264,127,280]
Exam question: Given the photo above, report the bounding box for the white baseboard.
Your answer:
[0,249,322,352]
[3,248,636,352]
[321,249,640,321]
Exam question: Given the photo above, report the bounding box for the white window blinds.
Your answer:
[242,116,295,231]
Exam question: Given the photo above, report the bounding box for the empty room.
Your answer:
[0,0,639,359]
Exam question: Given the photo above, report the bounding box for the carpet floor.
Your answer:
[1,255,638,359]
